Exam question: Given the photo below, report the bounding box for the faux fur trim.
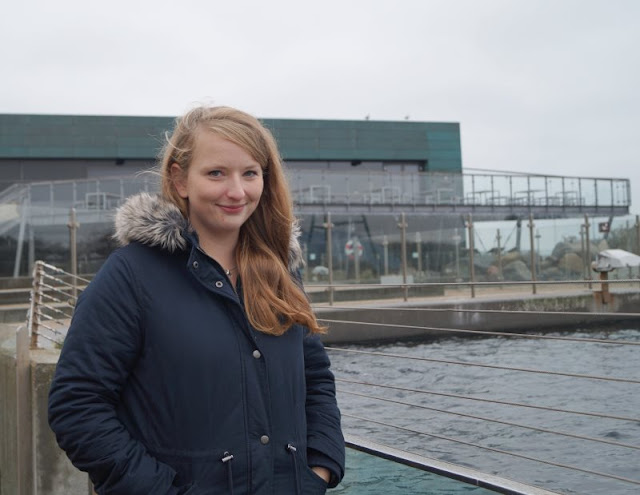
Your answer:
[114,193,188,252]
[289,221,304,271]
[114,193,304,270]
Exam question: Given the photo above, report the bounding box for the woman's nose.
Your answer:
[226,175,246,199]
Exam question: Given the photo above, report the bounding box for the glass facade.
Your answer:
[0,172,636,283]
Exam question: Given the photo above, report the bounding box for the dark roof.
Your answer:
[0,114,462,172]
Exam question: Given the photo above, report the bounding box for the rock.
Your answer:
[486,265,500,281]
[558,252,584,274]
[503,260,532,281]
[539,266,565,281]
[502,251,522,264]
[473,253,495,273]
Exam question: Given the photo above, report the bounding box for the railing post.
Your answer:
[528,214,537,295]
[29,261,44,349]
[467,214,476,298]
[584,214,592,289]
[323,212,334,306]
[302,243,309,283]
[354,237,361,283]
[398,212,409,301]
[415,232,422,274]
[496,229,503,281]
[383,235,389,276]
[452,230,461,283]
[13,196,28,278]
[635,215,640,256]
[68,208,80,300]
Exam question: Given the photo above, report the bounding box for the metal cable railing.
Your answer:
[24,261,640,493]
[336,378,640,422]
[27,261,89,348]
[327,346,640,384]
[341,414,640,487]
[321,318,640,345]
[326,292,640,494]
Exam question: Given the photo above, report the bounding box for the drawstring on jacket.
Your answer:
[221,451,235,495]
[286,443,302,495]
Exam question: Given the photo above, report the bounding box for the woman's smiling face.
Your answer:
[172,130,264,242]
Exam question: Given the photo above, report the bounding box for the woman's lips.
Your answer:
[218,204,246,214]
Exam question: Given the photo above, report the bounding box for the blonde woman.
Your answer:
[48,106,345,494]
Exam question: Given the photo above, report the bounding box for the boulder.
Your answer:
[558,252,584,274]
[502,260,532,281]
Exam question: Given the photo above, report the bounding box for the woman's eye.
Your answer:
[208,170,222,177]
[244,170,261,177]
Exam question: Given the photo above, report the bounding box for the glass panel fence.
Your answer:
[337,445,498,495]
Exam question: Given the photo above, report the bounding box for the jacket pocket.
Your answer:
[302,465,328,495]
[148,448,228,493]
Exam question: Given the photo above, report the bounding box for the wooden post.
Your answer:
[68,208,80,301]
[467,214,476,298]
[323,213,334,306]
[398,213,408,301]
[528,214,537,295]
[584,215,592,289]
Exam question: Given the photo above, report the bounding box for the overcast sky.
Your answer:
[2,0,639,214]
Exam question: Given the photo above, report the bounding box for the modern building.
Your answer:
[0,113,633,279]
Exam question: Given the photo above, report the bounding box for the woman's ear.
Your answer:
[170,163,188,199]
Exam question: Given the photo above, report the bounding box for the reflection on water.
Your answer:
[331,329,640,495]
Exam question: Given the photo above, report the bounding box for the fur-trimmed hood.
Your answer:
[114,192,304,270]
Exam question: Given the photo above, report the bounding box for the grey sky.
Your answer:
[2,0,639,213]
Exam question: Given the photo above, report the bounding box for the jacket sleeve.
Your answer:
[303,332,346,487]
[48,251,189,495]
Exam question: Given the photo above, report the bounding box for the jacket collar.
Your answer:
[113,193,304,270]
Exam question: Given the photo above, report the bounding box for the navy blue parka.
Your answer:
[48,193,345,494]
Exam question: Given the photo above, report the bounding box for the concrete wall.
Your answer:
[318,289,640,344]
[0,323,87,495]
[0,324,21,495]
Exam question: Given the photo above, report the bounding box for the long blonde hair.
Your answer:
[160,106,324,335]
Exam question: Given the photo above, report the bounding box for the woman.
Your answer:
[48,106,345,494]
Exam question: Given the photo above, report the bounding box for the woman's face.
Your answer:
[172,130,264,242]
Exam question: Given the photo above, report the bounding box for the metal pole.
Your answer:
[13,197,28,278]
[383,235,389,275]
[324,212,334,306]
[580,225,586,280]
[467,214,476,298]
[302,243,309,283]
[398,212,408,301]
[584,214,592,289]
[68,208,80,301]
[354,237,361,283]
[453,230,461,283]
[635,214,640,256]
[29,261,43,349]
[28,225,35,274]
[528,214,537,295]
[415,232,422,274]
[496,229,503,281]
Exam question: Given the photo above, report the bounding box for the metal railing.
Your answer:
[319,290,640,494]
[27,260,88,349]
[0,170,631,217]
[23,261,640,494]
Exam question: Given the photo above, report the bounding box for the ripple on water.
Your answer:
[332,328,640,495]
